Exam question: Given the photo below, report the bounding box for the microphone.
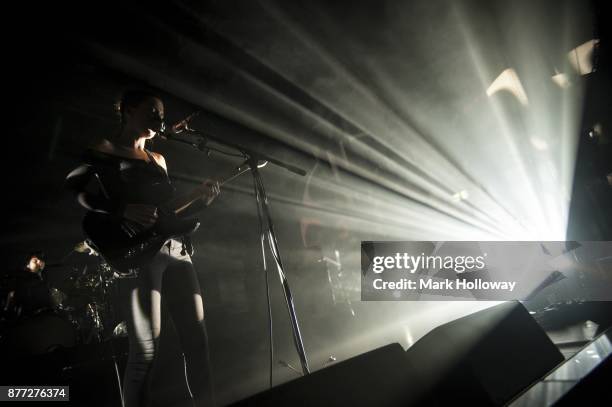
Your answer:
[157,111,201,139]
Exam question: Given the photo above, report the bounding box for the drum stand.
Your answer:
[58,257,125,407]
[94,259,125,407]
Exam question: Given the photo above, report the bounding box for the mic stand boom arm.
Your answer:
[181,128,307,177]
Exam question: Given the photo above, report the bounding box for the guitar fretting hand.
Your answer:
[201,179,220,206]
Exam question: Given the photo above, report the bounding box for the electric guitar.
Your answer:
[82,162,259,273]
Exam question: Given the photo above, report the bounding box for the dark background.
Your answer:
[2,0,612,404]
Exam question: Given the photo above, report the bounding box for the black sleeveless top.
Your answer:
[72,148,176,212]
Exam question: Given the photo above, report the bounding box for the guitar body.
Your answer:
[80,161,254,273]
[83,211,200,273]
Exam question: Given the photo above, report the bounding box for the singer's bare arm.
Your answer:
[148,151,167,172]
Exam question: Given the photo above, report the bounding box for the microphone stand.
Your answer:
[166,128,310,377]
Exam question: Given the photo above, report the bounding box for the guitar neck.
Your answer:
[169,164,251,215]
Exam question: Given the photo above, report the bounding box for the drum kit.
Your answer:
[1,241,128,356]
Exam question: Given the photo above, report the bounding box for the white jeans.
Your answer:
[123,239,214,407]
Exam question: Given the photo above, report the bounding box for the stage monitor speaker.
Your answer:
[232,302,563,406]
[405,301,565,405]
[231,342,420,407]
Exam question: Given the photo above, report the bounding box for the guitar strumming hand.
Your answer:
[123,204,158,228]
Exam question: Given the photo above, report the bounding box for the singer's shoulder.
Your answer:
[81,139,119,163]
[90,138,115,154]
[83,139,124,162]
[82,139,166,171]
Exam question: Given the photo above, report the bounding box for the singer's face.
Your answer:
[126,97,165,139]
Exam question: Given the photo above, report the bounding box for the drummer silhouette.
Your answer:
[1,251,78,355]
[4,251,53,317]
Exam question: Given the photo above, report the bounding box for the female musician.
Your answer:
[66,89,218,406]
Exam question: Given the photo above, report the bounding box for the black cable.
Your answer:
[254,168,309,375]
